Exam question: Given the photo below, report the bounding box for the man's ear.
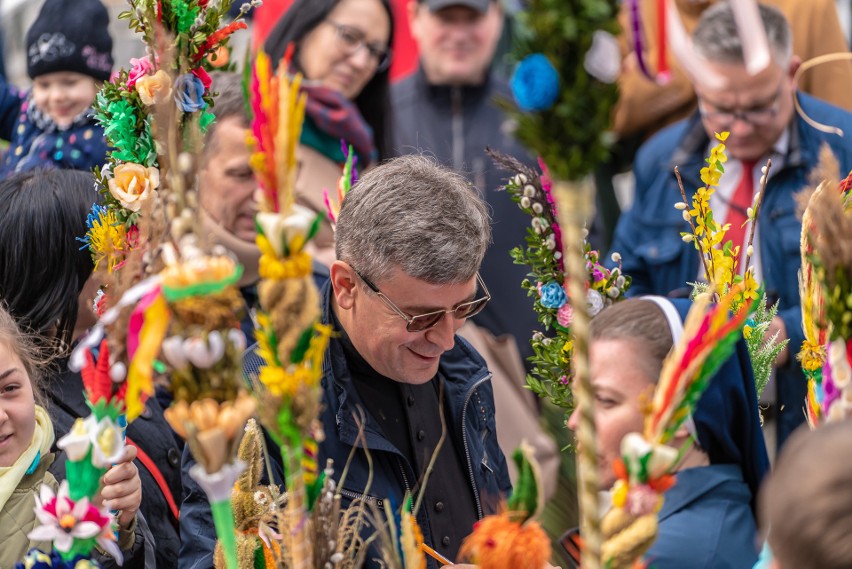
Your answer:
[407,0,423,43]
[787,55,802,83]
[330,260,357,309]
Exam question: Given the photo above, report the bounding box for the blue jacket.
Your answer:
[0,75,109,177]
[610,93,852,445]
[179,281,512,569]
[646,464,759,569]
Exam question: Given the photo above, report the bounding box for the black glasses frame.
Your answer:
[326,20,393,72]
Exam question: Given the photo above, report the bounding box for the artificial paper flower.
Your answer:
[127,56,155,88]
[511,54,560,112]
[256,205,317,257]
[538,281,567,309]
[57,416,124,468]
[29,481,121,563]
[174,73,208,113]
[135,69,173,106]
[108,163,160,213]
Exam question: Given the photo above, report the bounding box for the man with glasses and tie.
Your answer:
[610,2,852,449]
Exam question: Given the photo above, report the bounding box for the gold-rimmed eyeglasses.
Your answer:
[355,270,491,332]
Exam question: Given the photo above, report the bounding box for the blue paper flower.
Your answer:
[174,73,208,113]
[540,281,567,309]
[511,54,561,112]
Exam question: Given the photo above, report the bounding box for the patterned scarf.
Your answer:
[300,82,376,166]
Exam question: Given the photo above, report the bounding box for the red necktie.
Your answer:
[726,159,758,267]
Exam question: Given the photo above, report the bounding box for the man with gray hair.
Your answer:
[326,154,510,566]
[610,1,852,447]
[179,155,511,569]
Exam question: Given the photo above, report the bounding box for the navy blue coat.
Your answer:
[610,93,852,445]
[647,464,760,569]
[179,281,512,569]
[0,76,109,177]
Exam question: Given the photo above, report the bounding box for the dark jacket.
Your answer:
[647,464,759,569]
[47,366,182,569]
[610,93,852,446]
[391,68,539,363]
[179,282,512,569]
[0,75,109,176]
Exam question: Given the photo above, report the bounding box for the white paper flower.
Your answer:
[90,416,125,468]
[57,417,94,462]
[161,335,189,369]
[584,30,621,84]
[586,289,605,316]
[184,331,226,369]
[29,482,108,555]
[256,204,317,257]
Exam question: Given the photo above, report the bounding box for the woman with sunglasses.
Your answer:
[265,0,394,265]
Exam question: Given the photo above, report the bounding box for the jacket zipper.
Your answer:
[461,372,492,520]
[451,86,464,171]
[338,487,384,509]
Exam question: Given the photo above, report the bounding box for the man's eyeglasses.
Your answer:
[326,20,393,72]
[697,88,782,127]
[355,270,491,333]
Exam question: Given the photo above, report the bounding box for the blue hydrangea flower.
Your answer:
[174,73,208,113]
[511,54,561,112]
[539,281,567,309]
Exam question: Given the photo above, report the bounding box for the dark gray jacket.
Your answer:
[391,68,539,362]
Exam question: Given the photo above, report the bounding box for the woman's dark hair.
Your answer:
[0,169,98,350]
[264,0,395,160]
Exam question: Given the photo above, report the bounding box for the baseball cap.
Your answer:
[420,0,490,12]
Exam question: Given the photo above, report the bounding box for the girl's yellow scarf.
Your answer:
[0,405,54,511]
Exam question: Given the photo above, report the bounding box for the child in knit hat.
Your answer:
[0,0,113,176]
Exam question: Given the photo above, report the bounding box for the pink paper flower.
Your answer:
[29,481,122,562]
[127,56,155,88]
[557,303,573,327]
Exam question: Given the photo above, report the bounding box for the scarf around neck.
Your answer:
[0,405,55,512]
[300,81,377,167]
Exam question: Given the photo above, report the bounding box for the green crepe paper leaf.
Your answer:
[290,326,315,364]
[507,444,541,521]
[242,44,254,122]
[162,264,244,301]
[86,398,124,422]
[306,468,326,512]
[64,537,99,561]
[253,540,266,569]
[305,213,324,243]
[210,498,239,569]
[65,448,107,502]
[200,110,217,134]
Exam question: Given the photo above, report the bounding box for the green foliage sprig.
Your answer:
[505,0,620,182]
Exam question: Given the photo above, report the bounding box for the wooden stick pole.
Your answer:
[552,179,601,569]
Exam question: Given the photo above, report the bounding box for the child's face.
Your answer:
[0,341,36,468]
[31,71,98,128]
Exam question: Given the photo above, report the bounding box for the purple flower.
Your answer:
[174,73,208,113]
[539,281,567,309]
[592,267,605,282]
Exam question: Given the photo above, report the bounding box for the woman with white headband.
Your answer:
[567,297,770,568]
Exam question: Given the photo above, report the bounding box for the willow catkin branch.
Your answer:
[743,158,772,274]
[552,179,601,569]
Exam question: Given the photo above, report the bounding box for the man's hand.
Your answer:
[767,315,790,367]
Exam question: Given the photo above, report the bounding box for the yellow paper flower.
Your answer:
[109,163,160,212]
[136,69,173,106]
[87,207,127,272]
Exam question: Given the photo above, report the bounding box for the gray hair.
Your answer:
[203,71,249,158]
[335,155,491,284]
[693,2,792,67]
